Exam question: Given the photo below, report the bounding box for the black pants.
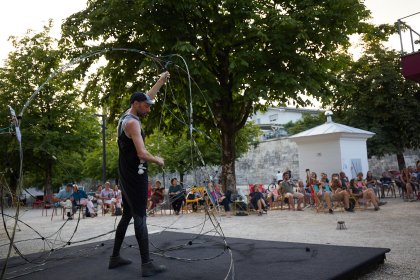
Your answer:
[112,195,150,264]
[219,191,232,212]
[171,197,183,213]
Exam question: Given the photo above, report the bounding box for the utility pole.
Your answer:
[94,114,106,183]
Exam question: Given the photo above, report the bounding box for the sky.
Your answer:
[0,0,420,64]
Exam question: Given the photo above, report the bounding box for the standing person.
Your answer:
[109,71,169,277]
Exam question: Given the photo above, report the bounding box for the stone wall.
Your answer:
[235,138,299,185]
[170,138,420,187]
[234,138,420,184]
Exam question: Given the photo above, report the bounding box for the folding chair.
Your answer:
[379,178,396,198]
[184,186,205,213]
[310,185,326,213]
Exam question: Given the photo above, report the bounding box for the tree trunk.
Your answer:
[8,171,18,198]
[396,152,406,171]
[219,123,237,194]
[45,159,53,196]
[180,172,185,187]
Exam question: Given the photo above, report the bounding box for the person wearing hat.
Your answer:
[109,71,169,277]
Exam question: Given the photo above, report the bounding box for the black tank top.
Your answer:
[117,113,147,169]
[117,112,148,216]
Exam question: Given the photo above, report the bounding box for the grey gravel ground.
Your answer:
[1,197,419,279]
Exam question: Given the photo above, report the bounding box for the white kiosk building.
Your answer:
[289,111,375,180]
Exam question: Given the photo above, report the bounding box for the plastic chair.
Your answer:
[184,186,205,213]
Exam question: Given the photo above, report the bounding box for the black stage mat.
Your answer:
[1,231,390,280]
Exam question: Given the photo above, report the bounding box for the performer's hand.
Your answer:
[159,71,170,83]
[155,156,165,167]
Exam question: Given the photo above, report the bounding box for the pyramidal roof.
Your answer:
[289,114,375,139]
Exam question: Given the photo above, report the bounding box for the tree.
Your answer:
[0,23,99,195]
[283,112,325,135]
[61,0,370,192]
[146,121,261,183]
[82,138,119,181]
[331,29,420,170]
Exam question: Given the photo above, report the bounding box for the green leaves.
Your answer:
[58,0,370,188]
[0,24,100,193]
[332,41,420,162]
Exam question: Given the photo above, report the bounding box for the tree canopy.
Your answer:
[332,44,420,169]
[0,23,100,194]
[60,0,370,191]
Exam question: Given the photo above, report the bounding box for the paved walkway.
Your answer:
[1,197,419,279]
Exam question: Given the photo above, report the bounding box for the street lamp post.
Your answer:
[95,114,106,183]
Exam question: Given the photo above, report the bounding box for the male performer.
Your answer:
[109,71,170,277]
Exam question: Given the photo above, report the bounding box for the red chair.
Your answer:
[248,184,265,194]
[41,195,54,217]
[32,197,44,209]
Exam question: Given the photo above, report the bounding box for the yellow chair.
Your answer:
[184,186,206,213]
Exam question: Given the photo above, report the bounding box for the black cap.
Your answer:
[130,91,154,105]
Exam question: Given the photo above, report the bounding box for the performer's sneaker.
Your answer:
[141,260,166,277]
[108,255,132,269]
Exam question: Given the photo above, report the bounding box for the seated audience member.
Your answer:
[331,173,340,182]
[355,172,367,188]
[416,160,420,181]
[148,180,165,212]
[365,171,381,198]
[147,180,153,204]
[355,172,385,204]
[379,171,394,197]
[339,171,350,190]
[307,171,332,213]
[319,173,334,213]
[94,184,103,212]
[210,183,232,217]
[168,178,184,215]
[113,185,123,215]
[266,183,281,208]
[249,184,267,215]
[320,172,329,184]
[54,183,74,219]
[330,179,354,212]
[302,181,313,207]
[408,166,419,194]
[390,170,405,194]
[71,184,96,217]
[101,181,116,214]
[280,171,304,211]
[349,179,381,210]
[401,168,416,201]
